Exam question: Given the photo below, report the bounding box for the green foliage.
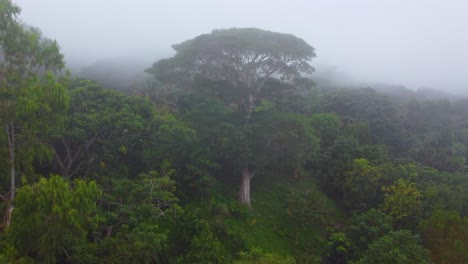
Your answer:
[421,182,467,216]
[223,181,294,256]
[251,176,337,261]
[71,222,169,264]
[56,80,202,193]
[0,0,63,79]
[319,136,360,201]
[343,158,382,210]
[420,210,468,264]
[324,232,351,264]
[251,109,319,173]
[342,122,371,145]
[178,221,229,264]
[324,88,407,152]
[358,144,390,165]
[15,74,69,170]
[253,99,274,113]
[351,230,432,264]
[1,1,68,231]
[2,4,468,261]
[130,76,182,112]
[147,28,315,88]
[286,181,338,229]
[345,209,393,259]
[329,136,360,168]
[73,166,182,263]
[147,28,319,208]
[235,248,296,264]
[1,0,65,125]
[55,81,156,178]
[0,240,34,264]
[185,150,219,201]
[382,179,423,227]
[100,165,182,228]
[5,175,100,263]
[309,112,341,149]
[284,180,338,261]
[405,99,468,172]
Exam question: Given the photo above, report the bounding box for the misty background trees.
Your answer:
[1,0,468,263]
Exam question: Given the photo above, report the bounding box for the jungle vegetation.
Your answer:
[1,1,467,263]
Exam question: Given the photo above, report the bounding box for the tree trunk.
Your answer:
[4,124,15,227]
[239,166,254,207]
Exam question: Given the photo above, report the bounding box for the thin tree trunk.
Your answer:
[246,94,256,120]
[239,165,254,207]
[4,123,15,227]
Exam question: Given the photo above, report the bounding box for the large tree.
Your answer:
[147,28,316,207]
[0,0,66,227]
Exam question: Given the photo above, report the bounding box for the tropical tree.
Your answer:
[345,209,393,259]
[382,179,423,228]
[0,0,67,227]
[420,210,468,264]
[53,80,153,179]
[178,221,228,264]
[5,175,100,263]
[343,158,382,210]
[324,232,351,264]
[147,28,316,206]
[309,113,341,150]
[351,230,432,264]
[83,166,182,263]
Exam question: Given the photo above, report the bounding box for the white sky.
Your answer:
[13,0,468,91]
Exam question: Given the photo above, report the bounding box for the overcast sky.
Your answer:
[13,0,468,91]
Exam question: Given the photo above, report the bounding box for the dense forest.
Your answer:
[1,1,467,263]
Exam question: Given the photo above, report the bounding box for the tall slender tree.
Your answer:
[0,0,67,227]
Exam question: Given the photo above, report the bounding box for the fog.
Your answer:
[14,0,468,93]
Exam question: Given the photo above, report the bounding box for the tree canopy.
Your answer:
[147,28,315,117]
[147,27,315,87]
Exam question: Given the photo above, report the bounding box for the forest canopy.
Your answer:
[0,1,467,263]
